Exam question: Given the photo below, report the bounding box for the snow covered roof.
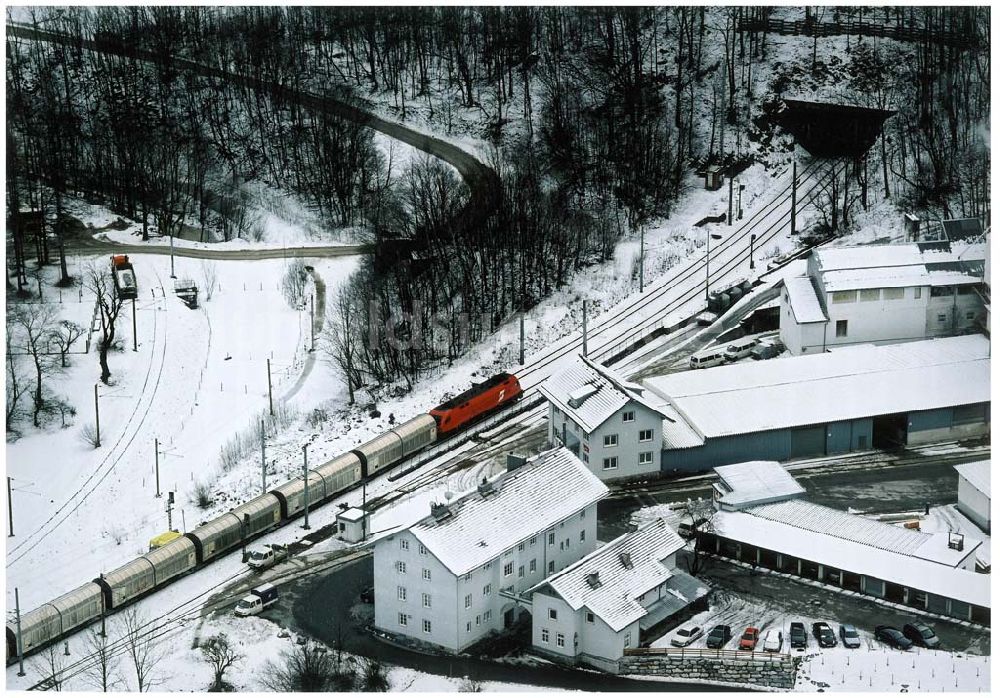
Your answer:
[713,461,806,510]
[644,335,990,440]
[784,276,827,323]
[539,355,666,433]
[528,518,685,632]
[712,505,990,609]
[955,461,990,498]
[815,243,986,292]
[408,448,608,576]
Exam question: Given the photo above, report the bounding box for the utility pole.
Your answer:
[169,232,176,278]
[94,384,101,448]
[639,225,645,293]
[260,419,267,494]
[728,176,734,225]
[166,491,175,531]
[99,573,106,637]
[518,313,525,365]
[266,359,274,416]
[131,298,137,351]
[309,294,315,352]
[15,587,24,676]
[241,514,249,563]
[302,444,311,530]
[790,160,798,237]
[362,479,367,541]
[706,232,723,304]
[581,300,588,357]
[750,234,757,270]
[7,476,14,537]
[154,438,161,498]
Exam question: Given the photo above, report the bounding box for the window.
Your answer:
[883,287,904,300]
[476,615,481,626]
[625,632,632,648]
[603,434,618,447]
[422,568,431,581]
[602,457,619,470]
[484,561,491,570]
[859,288,880,302]
[530,559,537,573]
[938,313,947,322]
[565,538,570,548]
[582,452,589,463]
[931,286,955,297]
[548,561,555,573]
[400,539,409,551]
[483,584,492,596]
[835,320,848,338]
[518,565,525,578]
[557,633,565,648]
[639,429,653,442]
[832,290,857,304]
[398,613,408,627]
[419,543,427,555]
[397,586,407,601]
[518,542,525,552]
[504,548,513,557]
[422,593,431,608]
[623,410,635,423]
[541,629,549,643]
[959,285,976,296]
[549,608,558,620]
[530,536,537,546]
[504,562,514,576]
[484,610,492,622]
[423,619,432,634]
[464,594,472,609]
[953,403,987,426]
[580,510,586,519]
[586,612,595,623]
[639,451,653,465]
[467,622,472,633]
[548,532,555,545]
[396,561,407,574]
[580,530,586,542]
[464,573,472,582]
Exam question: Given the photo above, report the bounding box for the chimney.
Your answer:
[585,572,602,589]
[431,502,453,522]
[477,477,496,498]
[507,453,527,472]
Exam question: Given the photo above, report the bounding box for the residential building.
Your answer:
[700,462,990,625]
[643,335,990,472]
[529,518,707,672]
[539,355,666,481]
[955,461,990,534]
[372,448,608,653]
[780,241,986,355]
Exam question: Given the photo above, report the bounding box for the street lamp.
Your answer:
[706,232,724,304]
[750,234,757,270]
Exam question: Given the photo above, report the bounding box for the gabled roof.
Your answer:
[814,242,986,292]
[539,355,666,433]
[408,448,608,576]
[528,518,685,632]
[955,460,991,498]
[784,276,827,323]
[714,461,806,509]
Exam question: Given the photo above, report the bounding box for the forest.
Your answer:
[5,6,991,399]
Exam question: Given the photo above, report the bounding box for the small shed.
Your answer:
[337,507,369,543]
[704,165,725,191]
[954,461,990,533]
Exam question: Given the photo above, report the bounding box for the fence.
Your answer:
[624,646,793,665]
[738,18,978,49]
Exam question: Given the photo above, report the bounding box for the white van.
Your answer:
[723,337,757,362]
[689,347,727,369]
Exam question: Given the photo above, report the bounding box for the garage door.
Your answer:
[789,425,826,458]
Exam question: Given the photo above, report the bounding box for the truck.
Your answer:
[246,544,288,571]
[234,583,278,617]
[110,254,138,300]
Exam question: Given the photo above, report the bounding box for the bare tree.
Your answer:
[321,287,364,404]
[200,261,219,301]
[6,320,30,433]
[31,645,65,691]
[10,302,60,427]
[360,656,390,692]
[49,320,85,368]
[680,499,716,577]
[83,627,120,692]
[259,642,346,692]
[83,262,126,384]
[119,606,165,692]
[200,633,242,691]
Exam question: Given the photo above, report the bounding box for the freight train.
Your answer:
[6,373,523,661]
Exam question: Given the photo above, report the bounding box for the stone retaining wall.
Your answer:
[620,654,798,690]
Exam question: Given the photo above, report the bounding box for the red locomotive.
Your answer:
[430,372,523,435]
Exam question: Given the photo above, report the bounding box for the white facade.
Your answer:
[955,461,991,533]
[373,449,606,653]
[780,243,986,355]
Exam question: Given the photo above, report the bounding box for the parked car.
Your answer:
[812,622,838,647]
[706,625,732,649]
[738,627,760,650]
[903,622,941,649]
[234,583,278,617]
[789,622,808,649]
[762,629,783,652]
[839,624,862,649]
[677,517,708,539]
[723,337,757,362]
[875,625,913,650]
[671,625,704,647]
[750,340,782,360]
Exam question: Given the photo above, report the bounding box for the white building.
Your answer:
[712,461,806,511]
[528,518,706,672]
[780,242,986,355]
[372,448,608,654]
[540,355,667,481]
[955,460,990,533]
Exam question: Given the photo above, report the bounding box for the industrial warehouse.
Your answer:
[699,462,991,626]
[643,334,990,473]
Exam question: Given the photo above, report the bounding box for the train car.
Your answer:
[187,494,281,563]
[111,254,138,300]
[313,452,363,496]
[5,583,103,659]
[351,414,437,477]
[270,469,328,519]
[429,373,522,435]
[141,535,197,587]
[96,558,156,609]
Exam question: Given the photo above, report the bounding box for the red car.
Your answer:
[429,373,522,435]
[739,627,760,650]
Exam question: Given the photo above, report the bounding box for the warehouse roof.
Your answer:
[954,461,991,498]
[540,355,666,433]
[711,505,990,609]
[714,461,806,510]
[814,243,986,292]
[644,335,990,440]
[409,448,608,576]
[528,518,687,632]
[784,276,827,323]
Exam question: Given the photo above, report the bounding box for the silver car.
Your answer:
[671,625,704,647]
